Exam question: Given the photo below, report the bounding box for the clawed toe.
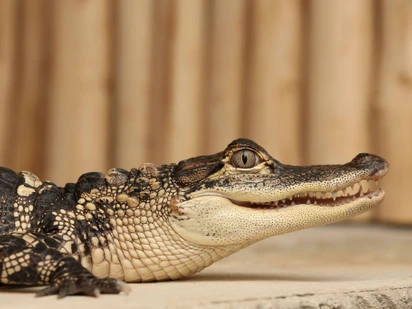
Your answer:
[35,276,130,298]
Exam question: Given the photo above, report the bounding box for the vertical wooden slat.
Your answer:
[375,0,412,224]
[307,0,375,221]
[0,0,17,166]
[11,0,48,174]
[115,0,154,169]
[45,0,113,185]
[244,0,302,165]
[150,0,174,165]
[164,0,206,164]
[307,0,374,164]
[205,0,246,153]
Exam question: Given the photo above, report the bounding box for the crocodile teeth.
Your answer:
[306,199,310,205]
[332,192,337,201]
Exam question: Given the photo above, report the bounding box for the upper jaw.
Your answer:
[189,153,389,210]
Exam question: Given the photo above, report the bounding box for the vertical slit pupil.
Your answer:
[242,152,248,165]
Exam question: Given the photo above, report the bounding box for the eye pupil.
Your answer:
[242,152,248,165]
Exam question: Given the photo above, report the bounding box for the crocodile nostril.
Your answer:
[352,153,383,165]
[351,153,389,179]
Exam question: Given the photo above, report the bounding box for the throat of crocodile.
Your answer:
[230,179,382,210]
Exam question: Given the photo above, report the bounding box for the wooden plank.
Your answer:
[149,0,174,165]
[374,0,412,224]
[307,0,374,221]
[244,0,302,165]
[164,0,206,164]
[204,0,246,153]
[0,0,17,166]
[307,0,374,164]
[10,0,49,175]
[114,0,154,169]
[45,0,113,185]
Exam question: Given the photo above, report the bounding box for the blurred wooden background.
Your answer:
[0,0,411,224]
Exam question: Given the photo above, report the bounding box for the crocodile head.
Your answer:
[170,138,389,246]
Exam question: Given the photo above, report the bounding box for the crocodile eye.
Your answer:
[231,150,260,168]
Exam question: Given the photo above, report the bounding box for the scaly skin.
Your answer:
[0,138,388,298]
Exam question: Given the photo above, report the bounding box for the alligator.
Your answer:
[0,138,388,298]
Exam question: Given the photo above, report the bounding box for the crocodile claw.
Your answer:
[35,276,131,298]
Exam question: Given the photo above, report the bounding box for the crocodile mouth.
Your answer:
[231,179,385,210]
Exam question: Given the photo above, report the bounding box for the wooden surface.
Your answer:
[115,0,154,168]
[205,0,246,154]
[245,0,303,165]
[0,0,411,224]
[374,0,412,224]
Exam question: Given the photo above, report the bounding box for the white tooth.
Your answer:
[275,201,279,206]
[360,180,368,193]
[289,196,293,201]
[314,201,317,205]
[282,199,286,203]
[291,201,295,206]
[332,192,337,201]
[306,199,310,205]
[322,192,326,199]
[296,193,300,198]
[360,191,364,197]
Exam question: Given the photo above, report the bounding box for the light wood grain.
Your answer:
[165,0,206,163]
[115,0,154,169]
[205,0,246,153]
[244,0,303,165]
[149,0,174,165]
[10,0,48,174]
[0,0,17,166]
[45,0,113,184]
[374,0,412,224]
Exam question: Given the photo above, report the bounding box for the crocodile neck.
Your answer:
[73,163,242,282]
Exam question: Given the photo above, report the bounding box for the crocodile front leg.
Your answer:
[0,232,130,298]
